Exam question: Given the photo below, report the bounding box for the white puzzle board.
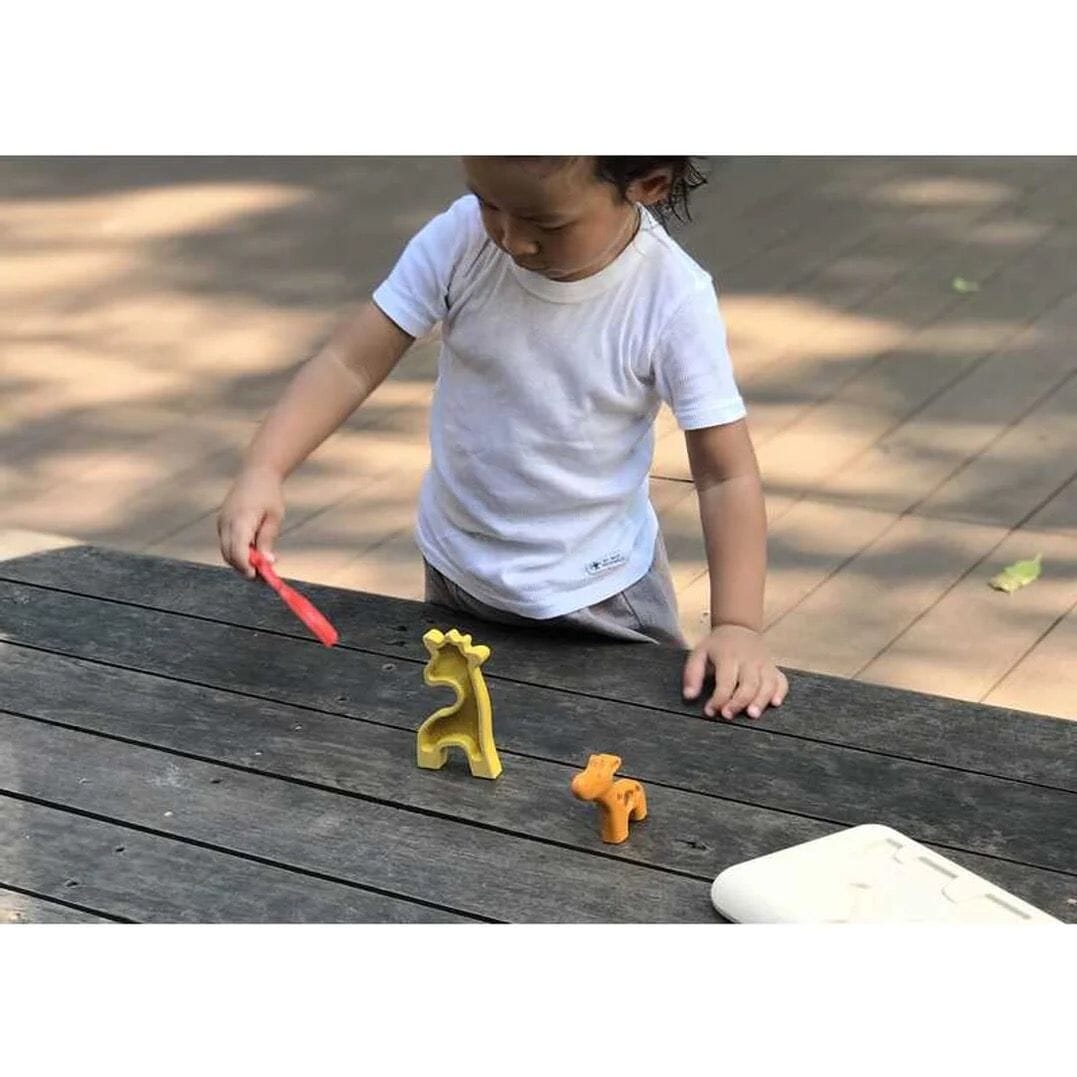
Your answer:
[711,824,1061,924]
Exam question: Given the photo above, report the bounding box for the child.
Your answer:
[218,157,788,721]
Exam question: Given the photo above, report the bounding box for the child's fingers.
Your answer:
[255,513,281,564]
[722,667,761,720]
[227,516,260,578]
[682,646,710,700]
[217,521,242,574]
[216,517,230,567]
[706,660,739,719]
[748,673,779,719]
[772,670,790,706]
[231,540,255,578]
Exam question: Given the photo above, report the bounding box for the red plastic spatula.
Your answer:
[248,547,339,647]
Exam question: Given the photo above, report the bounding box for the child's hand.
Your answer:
[682,624,788,720]
[217,466,285,579]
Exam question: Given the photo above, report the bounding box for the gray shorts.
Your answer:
[422,533,686,647]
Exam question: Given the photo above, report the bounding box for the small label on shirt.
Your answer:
[585,551,628,576]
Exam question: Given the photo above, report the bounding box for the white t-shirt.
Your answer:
[372,194,746,619]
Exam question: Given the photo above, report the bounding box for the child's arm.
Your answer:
[681,419,789,719]
[217,301,413,577]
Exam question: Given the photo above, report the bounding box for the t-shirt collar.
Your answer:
[509,206,657,303]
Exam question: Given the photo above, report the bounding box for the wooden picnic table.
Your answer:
[1,544,1074,923]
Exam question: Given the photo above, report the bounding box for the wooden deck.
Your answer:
[2,157,1076,720]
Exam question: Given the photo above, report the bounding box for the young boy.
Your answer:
[218,157,788,721]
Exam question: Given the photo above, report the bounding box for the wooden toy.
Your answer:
[248,547,339,647]
[571,753,647,844]
[417,628,502,780]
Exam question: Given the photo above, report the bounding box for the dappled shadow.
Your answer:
[4,156,1077,714]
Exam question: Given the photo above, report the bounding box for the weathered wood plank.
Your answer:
[689,160,906,278]
[0,714,715,923]
[5,644,1072,918]
[747,225,1077,501]
[762,513,1008,678]
[1026,471,1077,540]
[0,644,831,880]
[2,546,1073,792]
[0,794,475,924]
[0,885,114,924]
[860,526,1077,705]
[787,202,1046,315]
[726,204,1055,448]
[915,368,1077,529]
[756,499,901,628]
[984,605,1077,720]
[2,585,1074,873]
[831,294,1077,525]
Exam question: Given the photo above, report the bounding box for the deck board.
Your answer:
[1,544,1073,923]
[1,794,471,923]
[4,546,1074,788]
[6,159,1077,717]
[1,714,714,923]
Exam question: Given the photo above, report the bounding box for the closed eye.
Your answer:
[471,192,571,232]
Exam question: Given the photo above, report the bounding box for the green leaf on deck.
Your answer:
[988,553,1043,593]
[952,277,981,293]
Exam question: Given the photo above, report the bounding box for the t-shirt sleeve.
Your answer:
[653,279,747,430]
[372,195,478,339]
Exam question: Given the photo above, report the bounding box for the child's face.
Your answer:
[462,157,641,282]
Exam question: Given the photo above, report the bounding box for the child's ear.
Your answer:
[626,167,674,207]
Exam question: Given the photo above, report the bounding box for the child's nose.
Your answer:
[500,221,539,258]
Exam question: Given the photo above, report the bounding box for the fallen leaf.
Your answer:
[952,276,980,293]
[988,553,1043,593]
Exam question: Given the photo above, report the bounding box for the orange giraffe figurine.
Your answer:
[570,753,648,844]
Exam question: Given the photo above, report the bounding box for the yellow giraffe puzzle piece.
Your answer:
[417,628,502,780]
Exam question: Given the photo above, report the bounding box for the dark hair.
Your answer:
[594,157,708,227]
